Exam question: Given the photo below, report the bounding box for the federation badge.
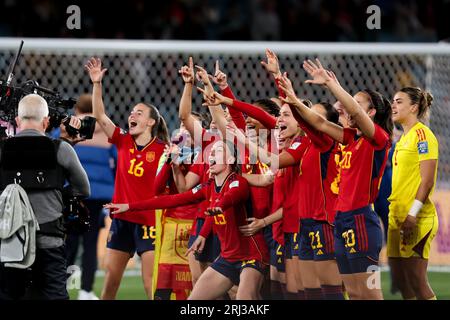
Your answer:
[418,141,429,154]
[146,151,155,162]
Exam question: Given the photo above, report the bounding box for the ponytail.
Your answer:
[400,87,433,121]
[361,89,393,139]
[143,103,170,144]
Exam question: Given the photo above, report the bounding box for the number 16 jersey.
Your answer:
[109,127,166,226]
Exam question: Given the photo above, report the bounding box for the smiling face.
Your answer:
[128,103,155,137]
[208,140,234,175]
[392,91,415,124]
[276,104,299,147]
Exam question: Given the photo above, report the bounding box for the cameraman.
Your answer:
[0,94,90,300]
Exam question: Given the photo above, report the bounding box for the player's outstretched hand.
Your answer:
[85,57,107,83]
[103,203,129,214]
[197,87,227,107]
[261,48,281,77]
[178,56,195,84]
[303,58,333,86]
[208,60,228,90]
[277,72,301,106]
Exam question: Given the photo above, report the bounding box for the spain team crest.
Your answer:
[146,151,155,163]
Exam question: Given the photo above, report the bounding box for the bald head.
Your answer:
[18,94,49,122]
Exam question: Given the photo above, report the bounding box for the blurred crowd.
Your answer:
[0,0,449,42]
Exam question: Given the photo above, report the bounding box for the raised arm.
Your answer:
[228,121,302,170]
[278,72,344,144]
[196,66,229,140]
[242,173,275,187]
[303,59,376,139]
[209,61,246,130]
[178,57,203,142]
[84,57,116,139]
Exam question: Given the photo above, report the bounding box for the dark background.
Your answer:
[1,0,449,42]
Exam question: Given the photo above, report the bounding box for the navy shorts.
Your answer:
[107,218,155,255]
[298,219,336,261]
[187,218,221,263]
[334,206,382,274]
[210,256,266,285]
[270,241,286,273]
[284,232,299,259]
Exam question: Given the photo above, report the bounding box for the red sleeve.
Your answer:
[368,124,390,150]
[154,162,171,195]
[189,163,203,177]
[221,87,246,131]
[342,128,357,146]
[284,137,309,162]
[288,105,331,151]
[129,184,206,211]
[108,126,122,147]
[214,177,250,211]
[221,86,236,100]
[275,78,285,99]
[199,216,213,238]
[296,116,333,152]
[231,100,277,129]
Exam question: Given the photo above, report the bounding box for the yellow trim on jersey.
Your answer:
[133,136,157,152]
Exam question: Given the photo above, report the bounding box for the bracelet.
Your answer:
[262,218,267,227]
[408,199,423,218]
[92,81,101,84]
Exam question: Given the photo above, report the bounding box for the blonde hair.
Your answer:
[18,94,49,122]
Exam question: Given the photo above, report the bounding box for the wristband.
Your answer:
[408,199,423,218]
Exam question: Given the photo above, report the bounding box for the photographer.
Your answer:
[0,94,90,300]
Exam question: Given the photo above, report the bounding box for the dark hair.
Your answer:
[361,89,393,138]
[224,139,242,174]
[317,101,339,125]
[143,103,170,143]
[399,87,433,120]
[253,99,280,117]
[75,94,92,114]
[191,110,212,128]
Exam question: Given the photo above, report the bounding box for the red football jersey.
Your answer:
[243,160,273,220]
[109,127,166,225]
[286,123,340,223]
[336,124,391,212]
[129,173,267,263]
[277,165,301,233]
[271,171,285,245]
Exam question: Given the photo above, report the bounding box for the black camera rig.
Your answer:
[0,40,94,139]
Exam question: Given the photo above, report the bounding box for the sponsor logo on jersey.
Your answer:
[418,141,429,154]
